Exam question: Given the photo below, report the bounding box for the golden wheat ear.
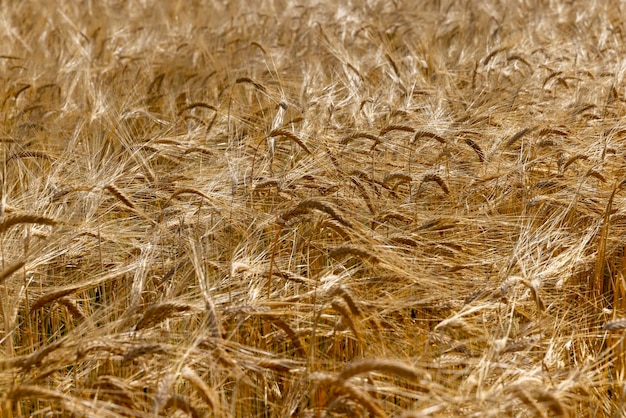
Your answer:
[278,198,354,228]
[0,259,26,284]
[104,184,135,209]
[0,214,57,234]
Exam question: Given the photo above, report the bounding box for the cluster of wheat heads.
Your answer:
[3,0,626,416]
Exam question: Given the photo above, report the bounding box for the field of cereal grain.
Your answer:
[2,1,626,416]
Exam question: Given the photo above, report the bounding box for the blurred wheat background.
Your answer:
[2,0,626,416]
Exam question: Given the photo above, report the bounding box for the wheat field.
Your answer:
[2,0,626,416]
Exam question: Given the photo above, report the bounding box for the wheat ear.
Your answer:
[350,176,375,215]
[586,169,606,183]
[509,386,549,418]
[14,340,64,371]
[346,62,364,81]
[160,188,220,222]
[181,366,220,412]
[235,76,267,93]
[266,315,307,357]
[338,359,421,382]
[309,372,387,417]
[6,150,53,162]
[30,285,83,312]
[332,299,361,341]
[537,127,568,138]
[383,173,412,192]
[250,41,267,55]
[163,395,201,418]
[177,102,217,116]
[385,52,400,77]
[279,198,353,229]
[534,390,568,417]
[379,124,415,136]
[257,358,296,373]
[520,280,546,311]
[604,318,626,331]
[6,385,66,403]
[135,302,193,330]
[390,235,419,247]
[505,127,534,148]
[462,137,485,162]
[122,344,166,364]
[56,297,86,322]
[318,219,352,240]
[341,132,382,147]
[331,285,361,316]
[375,211,413,226]
[0,259,26,284]
[482,46,509,65]
[183,146,215,157]
[329,245,380,264]
[421,174,450,195]
[92,376,135,408]
[0,214,56,234]
[267,129,311,154]
[413,131,446,144]
[507,54,533,69]
[339,382,387,417]
[104,184,136,209]
[561,154,589,172]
